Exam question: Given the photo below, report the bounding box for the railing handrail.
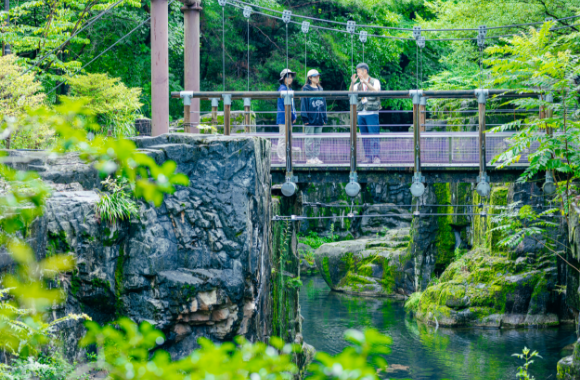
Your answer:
[172,89,540,100]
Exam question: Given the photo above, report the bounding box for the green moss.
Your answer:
[415,248,541,324]
[434,183,455,274]
[48,230,71,256]
[322,256,332,285]
[70,274,81,296]
[91,277,110,290]
[404,292,422,312]
[114,246,125,316]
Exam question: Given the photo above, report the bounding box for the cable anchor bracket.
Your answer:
[243,6,252,18]
[301,21,310,33]
[217,0,226,6]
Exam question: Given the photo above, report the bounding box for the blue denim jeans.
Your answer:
[358,114,380,160]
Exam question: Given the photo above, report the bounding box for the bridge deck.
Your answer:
[249,132,535,167]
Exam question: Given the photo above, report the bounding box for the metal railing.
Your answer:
[172,89,544,198]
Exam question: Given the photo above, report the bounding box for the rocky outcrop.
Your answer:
[314,228,413,297]
[3,134,273,360]
[410,248,562,328]
[558,204,580,379]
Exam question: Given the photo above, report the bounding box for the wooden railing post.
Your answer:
[180,92,192,133]
[222,94,231,135]
[211,98,219,130]
[243,97,251,133]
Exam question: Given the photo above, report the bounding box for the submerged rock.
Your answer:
[409,248,562,328]
[314,228,413,297]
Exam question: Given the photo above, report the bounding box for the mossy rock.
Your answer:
[313,227,413,297]
[414,248,561,328]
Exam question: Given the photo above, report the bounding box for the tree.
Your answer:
[487,23,580,220]
[60,73,143,136]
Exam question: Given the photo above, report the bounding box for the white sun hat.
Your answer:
[307,69,321,77]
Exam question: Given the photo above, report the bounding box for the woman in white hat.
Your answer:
[276,68,297,163]
[300,69,327,164]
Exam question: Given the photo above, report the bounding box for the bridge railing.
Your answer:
[171,90,542,198]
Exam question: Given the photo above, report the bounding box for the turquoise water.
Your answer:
[300,276,576,380]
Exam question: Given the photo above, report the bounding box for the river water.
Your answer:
[300,276,576,380]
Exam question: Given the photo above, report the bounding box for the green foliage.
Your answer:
[513,347,542,380]
[60,73,143,137]
[2,0,141,91]
[488,202,559,250]
[298,224,342,250]
[0,55,45,119]
[308,329,393,380]
[0,55,50,149]
[97,176,138,223]
[4,352,89,380]
[404,292,422,313]
[487,23,580,217]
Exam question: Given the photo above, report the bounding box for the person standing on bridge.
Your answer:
[276,68,297,163]
[301,69,328,165]
[349,63,382,164]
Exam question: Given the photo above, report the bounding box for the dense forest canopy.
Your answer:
[2,0,578,121]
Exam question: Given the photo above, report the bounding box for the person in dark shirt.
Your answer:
[300,69,327,165]
[276,68,297,163]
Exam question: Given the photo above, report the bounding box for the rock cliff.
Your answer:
[1,134,273,360]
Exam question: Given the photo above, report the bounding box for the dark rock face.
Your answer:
[558,205,580,379]
[4,135,273,360]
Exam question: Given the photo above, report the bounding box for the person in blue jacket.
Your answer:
[300,69,327,164]
[276,68,297,163]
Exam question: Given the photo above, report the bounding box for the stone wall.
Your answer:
[1,134,273,360]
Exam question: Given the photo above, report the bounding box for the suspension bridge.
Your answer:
[14,0,573,200]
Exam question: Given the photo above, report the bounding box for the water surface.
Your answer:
[300,276,576,380]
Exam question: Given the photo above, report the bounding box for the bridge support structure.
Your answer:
[281,91,298,197]
[410,90,425,198]
[543,93,556,195]
[151,0,169,136]
[345,94,361,198]
[181,0,202,133]
[475,89,490,198]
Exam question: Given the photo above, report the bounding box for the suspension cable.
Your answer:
[21,0,126,77]
[286,23,289,69]
[46,0,178,96]
[247,17,250,91]
[223,5,226,91]
[228,0,580,34]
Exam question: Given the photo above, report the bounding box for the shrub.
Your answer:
[404,292,422,313]
[96,177,138,223]
[0,55,49,149]
[60,73,142,137]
